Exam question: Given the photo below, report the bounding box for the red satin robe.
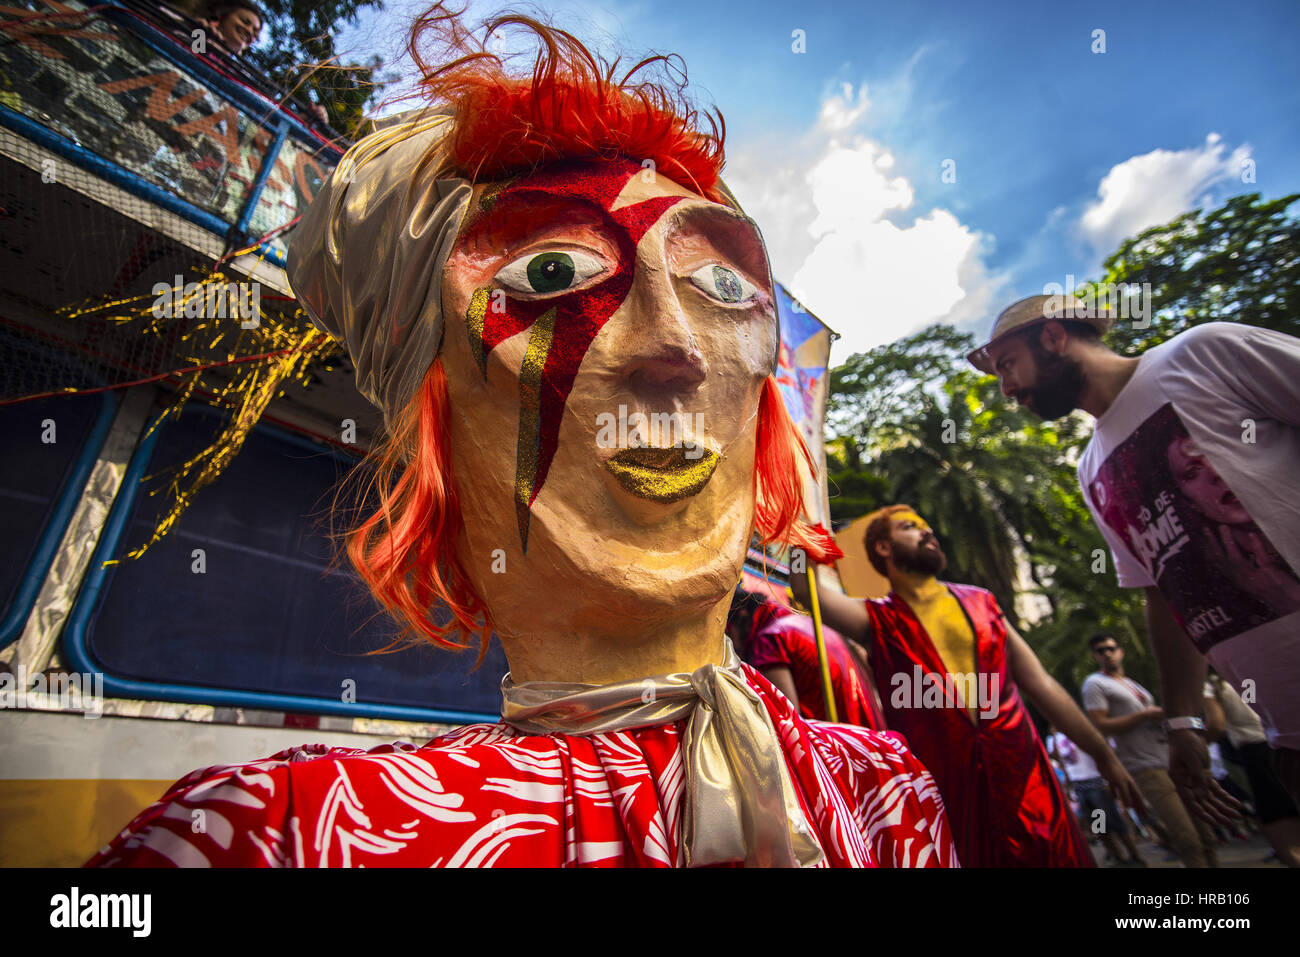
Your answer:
[747,611,884,729]
[85,666,958,868]
[862,583,1093,867]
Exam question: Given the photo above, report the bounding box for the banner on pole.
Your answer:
[774,283,836,530]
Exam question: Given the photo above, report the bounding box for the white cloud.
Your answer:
[817,83,871,132]
[807,140,912,229]
[727,83,1003,362]
[1080,133,1252,254]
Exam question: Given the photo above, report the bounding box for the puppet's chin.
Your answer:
[543,487,748,597]
[470,485,750,642]
[602,476,694,526]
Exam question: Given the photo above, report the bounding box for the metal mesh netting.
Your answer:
[0,1,334,252]
[2,130,207,396]
[3,4,257,218]
[0,129,330,408]
[0,129,348,557]
[0,0,345,382]
[1,0,342,389]
[0,1,350,555]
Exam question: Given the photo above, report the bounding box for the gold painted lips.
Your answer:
[604,447,720,503]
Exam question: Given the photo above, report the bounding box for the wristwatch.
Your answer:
[1164,716,1206,733]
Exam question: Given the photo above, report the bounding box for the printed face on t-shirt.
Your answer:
[1166,437,1251,526]
[1090,403,1300,652]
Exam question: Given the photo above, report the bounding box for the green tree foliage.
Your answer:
[824,191,1299,695]
[827,323,975,463]
[824,447,891,522]
[244,0,386,138]
[1094,192,1300,354]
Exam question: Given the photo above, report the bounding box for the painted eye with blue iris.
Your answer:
[688,263,757,304]
[494,249,607,296]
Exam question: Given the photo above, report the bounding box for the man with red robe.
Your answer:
[795,504,1142,866]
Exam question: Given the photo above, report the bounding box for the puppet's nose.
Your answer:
[624,338,707,399]
[619,263,709,399]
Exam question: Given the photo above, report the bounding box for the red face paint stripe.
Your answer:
[456,158,690,549]
[530,193,683,509]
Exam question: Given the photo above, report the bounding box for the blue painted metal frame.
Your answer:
[3,2,344,267]
[60,403,498,725]
[0,100,291,267]
[233,118,288,236]
[0,391,119,650]
[0,105,233,238]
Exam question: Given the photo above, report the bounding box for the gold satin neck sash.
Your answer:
[500,644,824,868]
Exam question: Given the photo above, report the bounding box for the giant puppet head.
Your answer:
[288,8,834,684]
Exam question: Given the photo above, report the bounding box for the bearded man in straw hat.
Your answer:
[972,292,1300,826]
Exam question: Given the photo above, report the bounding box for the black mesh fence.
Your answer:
[0,0,343,406]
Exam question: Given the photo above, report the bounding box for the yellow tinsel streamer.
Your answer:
[51,261,344,563]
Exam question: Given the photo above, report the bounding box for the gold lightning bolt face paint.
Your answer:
[513,306,556,550]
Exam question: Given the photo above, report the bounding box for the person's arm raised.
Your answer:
[787,552,874,645]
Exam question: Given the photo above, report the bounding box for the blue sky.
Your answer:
[333,0,1300,361]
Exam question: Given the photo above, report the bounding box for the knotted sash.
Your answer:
[500,644,823,867]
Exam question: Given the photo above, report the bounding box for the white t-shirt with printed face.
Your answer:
[1077,323,1300,749]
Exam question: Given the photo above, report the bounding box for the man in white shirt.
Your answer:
[1081,634,1217,866]
[970,294,1300,823]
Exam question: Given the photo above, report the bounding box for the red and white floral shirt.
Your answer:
[88,667,958,867]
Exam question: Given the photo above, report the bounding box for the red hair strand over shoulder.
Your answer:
[753,377,842,565]
[346,361,490,660]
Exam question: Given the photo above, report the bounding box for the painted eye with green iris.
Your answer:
[494,250,607,296]
[688,263,758,304]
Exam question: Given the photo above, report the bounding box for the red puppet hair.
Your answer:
[753,378,842,565]
[346,361,490,661]
[405,3,728,202]
[344,6,835,656]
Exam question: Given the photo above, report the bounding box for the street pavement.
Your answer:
[1088,830,1285,868]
